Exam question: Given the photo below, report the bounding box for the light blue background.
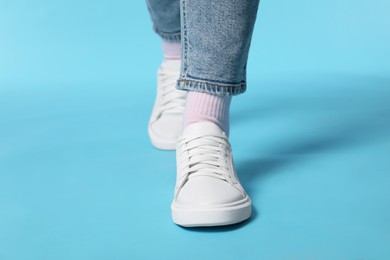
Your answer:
[1,0,389,259]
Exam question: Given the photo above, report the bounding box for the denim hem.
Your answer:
[154,27,181,43]
[177,78,246,96]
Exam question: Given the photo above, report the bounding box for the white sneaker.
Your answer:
[171,121,252,227]
[148,60,186,150]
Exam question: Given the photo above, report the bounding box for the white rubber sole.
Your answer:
[171,196,252,227]
[148,125,177,150]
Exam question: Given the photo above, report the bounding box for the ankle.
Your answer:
[184,92,231,136]
[162,41,181,61]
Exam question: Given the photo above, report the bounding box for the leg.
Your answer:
[146,0,181,43]
[177,0,260,95]
[172,0,260,227]
[146,0,186,150]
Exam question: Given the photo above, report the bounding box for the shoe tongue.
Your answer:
[183,121,224,136]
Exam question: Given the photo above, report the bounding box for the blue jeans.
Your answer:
[146,0,260,96]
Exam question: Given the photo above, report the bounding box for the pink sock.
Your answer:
[162,41,181,60]
[184,91,232,136]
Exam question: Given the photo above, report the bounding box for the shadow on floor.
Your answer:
[234,74,390,193]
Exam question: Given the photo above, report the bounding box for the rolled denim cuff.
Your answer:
[177,77,246,96]
[153,27,181,43]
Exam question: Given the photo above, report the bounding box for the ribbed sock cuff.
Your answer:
[162,41,181,60]
[184,91,232,136]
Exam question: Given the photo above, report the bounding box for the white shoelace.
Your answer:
[177,133,234,187]
[158,70,186,116]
